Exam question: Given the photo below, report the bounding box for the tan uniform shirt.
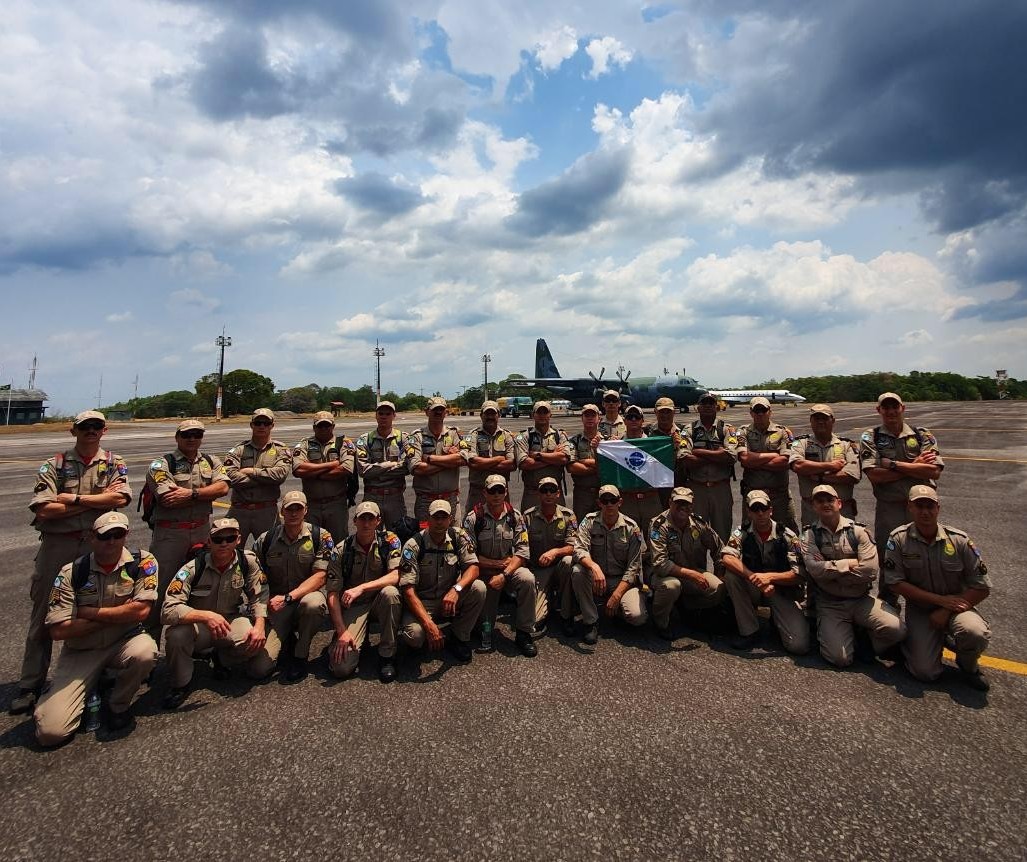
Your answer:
[224,439,291,503]
[254,522,333,596]
[292,435,355,501]
[524,505,578,566]
[161,550,268,624]
[737,422,793,491]
[460,426,514,491]
[46,549,158,650]
[859,423,944,503]
[31,448,132,534]
[514,427,569,492]
[686,420,739,483]
[399,528,478,601]
[356,429,415,491]
[411,426,464,495]
[146,449,228,524]
[599,416,627,440]
[800,517,878,599]
[649,511,722,579]
[567,432,600,490]
[882,524,989,593]
[789,434,860,506]
[573,512,645,586]
[326,530,402,596]
[462,505,530,561]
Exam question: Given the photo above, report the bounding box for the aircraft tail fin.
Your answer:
[535,338,560,378]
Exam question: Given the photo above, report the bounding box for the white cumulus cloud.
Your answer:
[585,36,632,79]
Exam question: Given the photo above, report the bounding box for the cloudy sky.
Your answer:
[2,1,1025,412]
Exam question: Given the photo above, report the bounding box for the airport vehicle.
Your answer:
[709,388,807,406]
[511,339,707,410]
[497,396,534,417]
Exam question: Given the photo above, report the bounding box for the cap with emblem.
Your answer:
[93,511,129,534]
[598,484,621,499]
[809,404,834,418]
[533,400,552,413]
[655,397,675,412]
[281,490,307,509]
[877,392,904,407]
[745,490,771,508]
[252,407,275,421]
[426,396,447,410]
[74,410,106,427]
[353,500,381,518]
[537,476,560,491]
[908,484,938,502]
[580,403,600,415]
[624,405,644,418]
[480,400,500,414]
[210,517,241,535]
[811,484,839,499]
[177,419,205,433]
[603,390,621,401]
[313,411,335,426]
[428,499,453,516]
[749,397,771,410]
[376,401,396,412]
[698,391,717,403]
[484,474,507,489]
[670,487,694,504]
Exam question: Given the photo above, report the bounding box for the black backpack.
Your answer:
[414,527,463,566]
[72,551,142,590]
[254,523,323,569]
[138,452,214,529]
[337,530,392,583]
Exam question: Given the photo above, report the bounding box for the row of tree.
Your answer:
[748,371,1024,403]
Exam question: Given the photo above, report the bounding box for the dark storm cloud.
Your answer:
[333,172,427,218]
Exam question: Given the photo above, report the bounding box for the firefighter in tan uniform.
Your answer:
[566,403,603,522]
[292,411,355,542]
[616,405,665,538]
[737,397,798,532]
[224,408,292,544]
[524,475,578,636]
[355,401,416,529]
[514,401,570,513]
[253,491,333,681]
[33,512,157,745]
[161,518,270,709]
[683,392,739,543]
[459,400,515,512]
[789,405,860,528]
[326,501,403,683]
[410,396,464,522]
[144,419,229,642]
[644,397,691,508]
[12,410,132,716]
[599,390,627,440]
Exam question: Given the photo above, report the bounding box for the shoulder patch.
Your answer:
[150,459,165,470]
[861,431,872,443]
[141,556,157,576]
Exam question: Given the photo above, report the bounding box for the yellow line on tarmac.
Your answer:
[943,456,1027,464]
[943,649,1027,676]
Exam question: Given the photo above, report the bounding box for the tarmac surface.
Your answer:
[0,402,1025,861]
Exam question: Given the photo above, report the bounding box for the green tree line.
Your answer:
[746,371,1025,402]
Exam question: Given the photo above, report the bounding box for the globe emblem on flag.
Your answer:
[627,450,647,472]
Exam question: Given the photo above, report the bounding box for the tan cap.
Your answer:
[598,484,621,499]
[210,517,241,535]
[538,476,561,491]
[533,400,552,413]
[908,484,938,502]
[177,419,205,433]
[353,501,381,518]
[93,511,129,534]
[655,397,676,412]
[811,484,839,499]
[252,407,275,421]
[313,411,335,425]
[484,474,507,489]
[624,404,644,418]
[878,392,904,406]
[745,489,771,507]
[603,389,621,400]
[281,490,307,509]
[376,400,396,412]
[428,499,452,516]
[73,410,106,426]
[426,396,447,410]
[670,487,694,504]
[580,403,600,415]
[750,397,771,410]
[480,400,500,414]
[809,404,834,417]
[697,391,717,403]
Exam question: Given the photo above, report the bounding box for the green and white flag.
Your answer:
[597,437,675,490]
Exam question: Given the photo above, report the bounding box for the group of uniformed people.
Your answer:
[10,389,993,747]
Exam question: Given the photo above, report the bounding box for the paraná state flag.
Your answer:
[597,437,675,490]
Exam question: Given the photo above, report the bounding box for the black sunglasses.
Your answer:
[486,486,506,494]
[748,504,770,513]
[77,422,105,432]
[599,496,620,505]
[751,407,769,414]
[251,419,273,427]
[211,533,240,544]
[603,397,619,403]
[539,487,559,494]
[95,530,127,541]
[179,431,204,439]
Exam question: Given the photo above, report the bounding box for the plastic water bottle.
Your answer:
[480,620,493,652]
[84,690,101,732]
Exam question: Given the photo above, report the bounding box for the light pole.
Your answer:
[482,354,492,401]
[374,340,386,404]
[215,329,232,422]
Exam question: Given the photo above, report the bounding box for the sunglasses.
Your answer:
[603,397,619,402]
[95,530,127,541]
[251,419,273,427]
[748,504,770,513]
[179,431,204,439]
[672,500,692,507]
[77,422,105,432]
[751,407,769,414]
[211,533,239,544]
[599,496,620,505]
[539,487,559,494]
[486,487,506,494]
[282,505,305,513]
[430,511,450,520]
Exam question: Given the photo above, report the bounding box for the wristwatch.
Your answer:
[453,583,463,594]
[284,593,295,605]
[191,489,199,500]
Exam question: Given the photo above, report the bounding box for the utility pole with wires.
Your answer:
[215,328,232,422]
[482,354,492,401]
[374,340,386,404]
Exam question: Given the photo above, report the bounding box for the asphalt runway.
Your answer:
[0,402,1025,861]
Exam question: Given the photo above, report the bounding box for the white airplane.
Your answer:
[709,389,807,406]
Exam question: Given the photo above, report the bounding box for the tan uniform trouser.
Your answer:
[651,572,725,629]
[164,617,272,688]
[530,556,573,623]
[572,485,598,523]
[227,505,280,546]
[147,524,209,642]
[687,482,734,543]
[903,606,989,681]
[34,632,157,746]
[815,594,905,667]
[362,489,407,531]
[873,499,908,598]
[724,571,810,654]
[257,591,328,675]
[479,567,536,635]
[570,566,648,627]
[399,581,487,648]
[329,586,402,677]
[20,533,91,691]
[307,500,349,542]
[414,490,462,524]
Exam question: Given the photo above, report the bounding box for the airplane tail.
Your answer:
[535,338,560,378]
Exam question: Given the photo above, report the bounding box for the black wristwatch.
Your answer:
[284,593,295,605]
[191,488,199,501]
